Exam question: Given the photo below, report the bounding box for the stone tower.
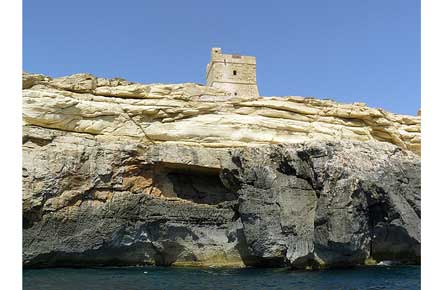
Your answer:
[206,48,259,98]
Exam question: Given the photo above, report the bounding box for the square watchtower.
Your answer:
[206,48,259,98]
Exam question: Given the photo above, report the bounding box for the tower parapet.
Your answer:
[206,48,259,98]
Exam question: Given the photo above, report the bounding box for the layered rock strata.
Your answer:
[23,72,420,154]
[22,73,421,269]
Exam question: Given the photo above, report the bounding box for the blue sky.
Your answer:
[23,0,420,115]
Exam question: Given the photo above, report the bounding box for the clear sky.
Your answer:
[23,0,420,115]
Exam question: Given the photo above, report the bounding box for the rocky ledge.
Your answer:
[22,73,420,269]
[23,72,420,154]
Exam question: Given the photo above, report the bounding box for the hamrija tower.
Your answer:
[206,47,259,98]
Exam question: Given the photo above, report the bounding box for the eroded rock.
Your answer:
[22,72,420,154]
[220,142,420,268]
[23,126,420,268]
[22,72,420,269]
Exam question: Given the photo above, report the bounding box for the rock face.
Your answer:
[22,72,421,269]
[221,142,420,268]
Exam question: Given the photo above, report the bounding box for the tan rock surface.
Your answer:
[22,72,420,154]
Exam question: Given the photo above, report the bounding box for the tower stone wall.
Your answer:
[206,48,259,98]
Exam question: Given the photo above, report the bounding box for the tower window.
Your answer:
[233,70,237,76]
[234,92,237,96]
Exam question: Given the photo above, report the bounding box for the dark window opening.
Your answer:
[234,92,238,96]
[233,70,237,76]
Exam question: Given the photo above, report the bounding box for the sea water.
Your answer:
[23,265,420,290]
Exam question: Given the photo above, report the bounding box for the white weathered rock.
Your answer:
[22,72,421,154]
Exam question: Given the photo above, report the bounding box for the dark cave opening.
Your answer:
[164,165,236,205]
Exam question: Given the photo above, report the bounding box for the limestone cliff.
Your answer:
[23,72,420,154]
[22,72,421,269]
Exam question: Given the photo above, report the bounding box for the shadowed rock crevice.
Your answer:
[165,166,237,205]
[360,182,421,263]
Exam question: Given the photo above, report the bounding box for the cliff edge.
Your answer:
[23,72,420,154]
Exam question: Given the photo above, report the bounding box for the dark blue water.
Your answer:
[23,265,420,290]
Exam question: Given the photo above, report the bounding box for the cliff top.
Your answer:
[22,72,420,154]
